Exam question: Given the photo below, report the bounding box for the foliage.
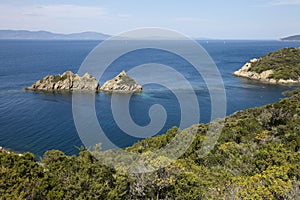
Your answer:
[250,47,300,80]
[53,74,68,83]
[283,88,300,97]
[1,90,300,199]
[118,74,138,87]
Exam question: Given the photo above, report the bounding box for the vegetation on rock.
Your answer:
[25,71,100,92]
[26,70,142,93]
[250,48,300,80]
[100,71,143,93]
[53,74,68,83]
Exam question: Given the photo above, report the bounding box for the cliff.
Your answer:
[233,48,300,84]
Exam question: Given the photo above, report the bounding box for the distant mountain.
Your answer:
[281,35,300,41]
[0,30,110,40]
[194,37,213,40]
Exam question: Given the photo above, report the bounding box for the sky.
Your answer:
[0,0,300,39]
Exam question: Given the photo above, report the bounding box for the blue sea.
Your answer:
[0,39,299,157]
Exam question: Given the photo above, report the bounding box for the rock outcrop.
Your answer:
[25,71,100,92]
[26,70,143,93]
[0,146,22,156]
[233,58,300,85]
[100,71,143,93]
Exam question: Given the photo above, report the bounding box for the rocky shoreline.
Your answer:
[233,58,300,85]
[0,146,8,153]
[0,146,22,156]
[26,70,142,93]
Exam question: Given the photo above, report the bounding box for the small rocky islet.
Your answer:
[25,71,100,91]
[100,70,142,93]
[233,47,300,85]
[25,70,142,93]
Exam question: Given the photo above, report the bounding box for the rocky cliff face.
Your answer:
[233,59,300,84]
[100,71,143,93]
[25,71,100,92]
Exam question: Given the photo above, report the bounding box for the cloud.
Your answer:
[269,0,300,6]
[22,5,107,19]
[0,4,109,32]
[252,0,300,7]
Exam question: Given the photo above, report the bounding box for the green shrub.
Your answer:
[53,74,68,83]
[250,48,300,80]
[1,90,300,199]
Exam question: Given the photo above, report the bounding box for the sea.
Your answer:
[0,39,299,157]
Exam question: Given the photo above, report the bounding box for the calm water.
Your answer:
[0,40,299,157]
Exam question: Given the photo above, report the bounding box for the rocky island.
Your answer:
[100,70,143,93]
[233,47,300,84]
[25,71,100,92]
[26,70,142,93]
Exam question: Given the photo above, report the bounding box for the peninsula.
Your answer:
[233,47,300,84]
[281,34,300,41]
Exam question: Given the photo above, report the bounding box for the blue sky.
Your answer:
[0,0,300,39]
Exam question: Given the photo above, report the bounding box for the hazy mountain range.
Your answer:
[0,30,110,40]
[0,30,212,40]
[281,35,300,41]
[0,30,298,41]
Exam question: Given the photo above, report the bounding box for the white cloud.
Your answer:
[252,0,300,7]
[22,5,107,19]
[0,4,110,33]
[269,0,300,6]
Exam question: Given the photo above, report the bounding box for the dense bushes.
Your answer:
[250,47,300,80]
[1,91,300,199]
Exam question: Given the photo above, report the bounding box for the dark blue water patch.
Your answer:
[0,40,99,91]
[98,48,206,87]
[0,90,83,157]
[0,40,299,156]
[96,85,182,149]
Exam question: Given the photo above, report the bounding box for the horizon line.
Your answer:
[0,29,297,41]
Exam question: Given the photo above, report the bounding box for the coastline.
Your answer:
[0,145,22,156]
[233,59,300,85]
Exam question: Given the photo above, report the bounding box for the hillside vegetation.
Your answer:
[1,91,300,199]
[250,47,300,80]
